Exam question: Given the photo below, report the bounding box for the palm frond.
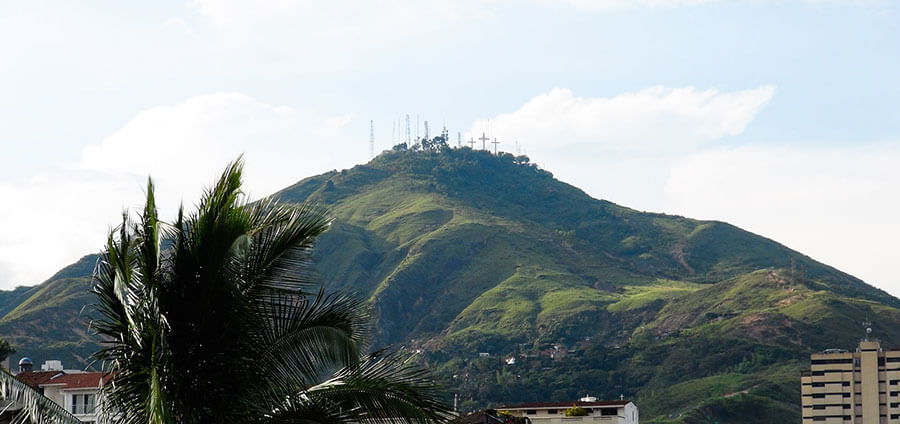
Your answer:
[272,351,453,424]
[0,368,81,424]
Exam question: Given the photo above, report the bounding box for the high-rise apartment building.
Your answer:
[802,339,900,424]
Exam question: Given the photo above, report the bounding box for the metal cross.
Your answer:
[479,133,490,150]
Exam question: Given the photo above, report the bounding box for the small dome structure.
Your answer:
[18,357,33,373]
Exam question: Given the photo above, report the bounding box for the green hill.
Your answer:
[0,254,99,369]
[2,146,898,422]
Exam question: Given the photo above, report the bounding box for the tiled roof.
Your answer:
[498,400,631,409]
[15,371,64,387]
[16,371,111,390]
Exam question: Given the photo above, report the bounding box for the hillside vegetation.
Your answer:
[3,146,899,422]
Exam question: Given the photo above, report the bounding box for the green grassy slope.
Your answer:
[0,255,100,369]
[270,147,899,422]
[2,147,898,422]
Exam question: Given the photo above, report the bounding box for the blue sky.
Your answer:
[1,0,899,295]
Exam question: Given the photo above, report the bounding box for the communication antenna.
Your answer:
[405,114,411,145]
[457,131,462,147]
[424,121,430,140]
[369,120,375,160]
[863,318,873,341]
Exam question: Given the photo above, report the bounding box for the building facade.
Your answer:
[802,339,900,424]
[16,358,109,424]
[499,398,638,424]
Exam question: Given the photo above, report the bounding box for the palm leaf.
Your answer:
[0,368,81,424]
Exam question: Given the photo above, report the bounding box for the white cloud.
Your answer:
[664,143,900,295]
[0,172,140,287]
[79,92,358,205]
[0,93,361,288]
[462,85,774,216]
[466,86,775,154]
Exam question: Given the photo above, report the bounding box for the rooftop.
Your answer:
[16,370,111,390]
[499,400,632,409]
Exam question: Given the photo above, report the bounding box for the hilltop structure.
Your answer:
[802,336,900,423]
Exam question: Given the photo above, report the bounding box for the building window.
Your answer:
[547,410,557,415]
[599,408,617,416]
[813,405,825,410]
[842,382,850,387]
[813,394,825,399]
[525,410,536,415]
[812,359,854,365]
[813,383,825,387]
[72,394,96,415]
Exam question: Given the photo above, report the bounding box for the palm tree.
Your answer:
[89,159,451,424]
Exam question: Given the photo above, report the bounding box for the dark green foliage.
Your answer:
[0,338,13,362]
[90,160,451,424]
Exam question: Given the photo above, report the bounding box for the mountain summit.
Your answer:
[3,147,899,423]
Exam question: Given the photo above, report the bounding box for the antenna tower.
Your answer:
[405,115,411,145]
[457,131,462,147]
[863,318,873,341]
[369,120,375,160]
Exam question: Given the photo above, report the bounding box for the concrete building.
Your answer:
[16,359,110,424]
[499,397,638,424]
[801,339,900,423]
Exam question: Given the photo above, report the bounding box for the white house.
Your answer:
[498,397,639,424]
[16,358,109,424]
